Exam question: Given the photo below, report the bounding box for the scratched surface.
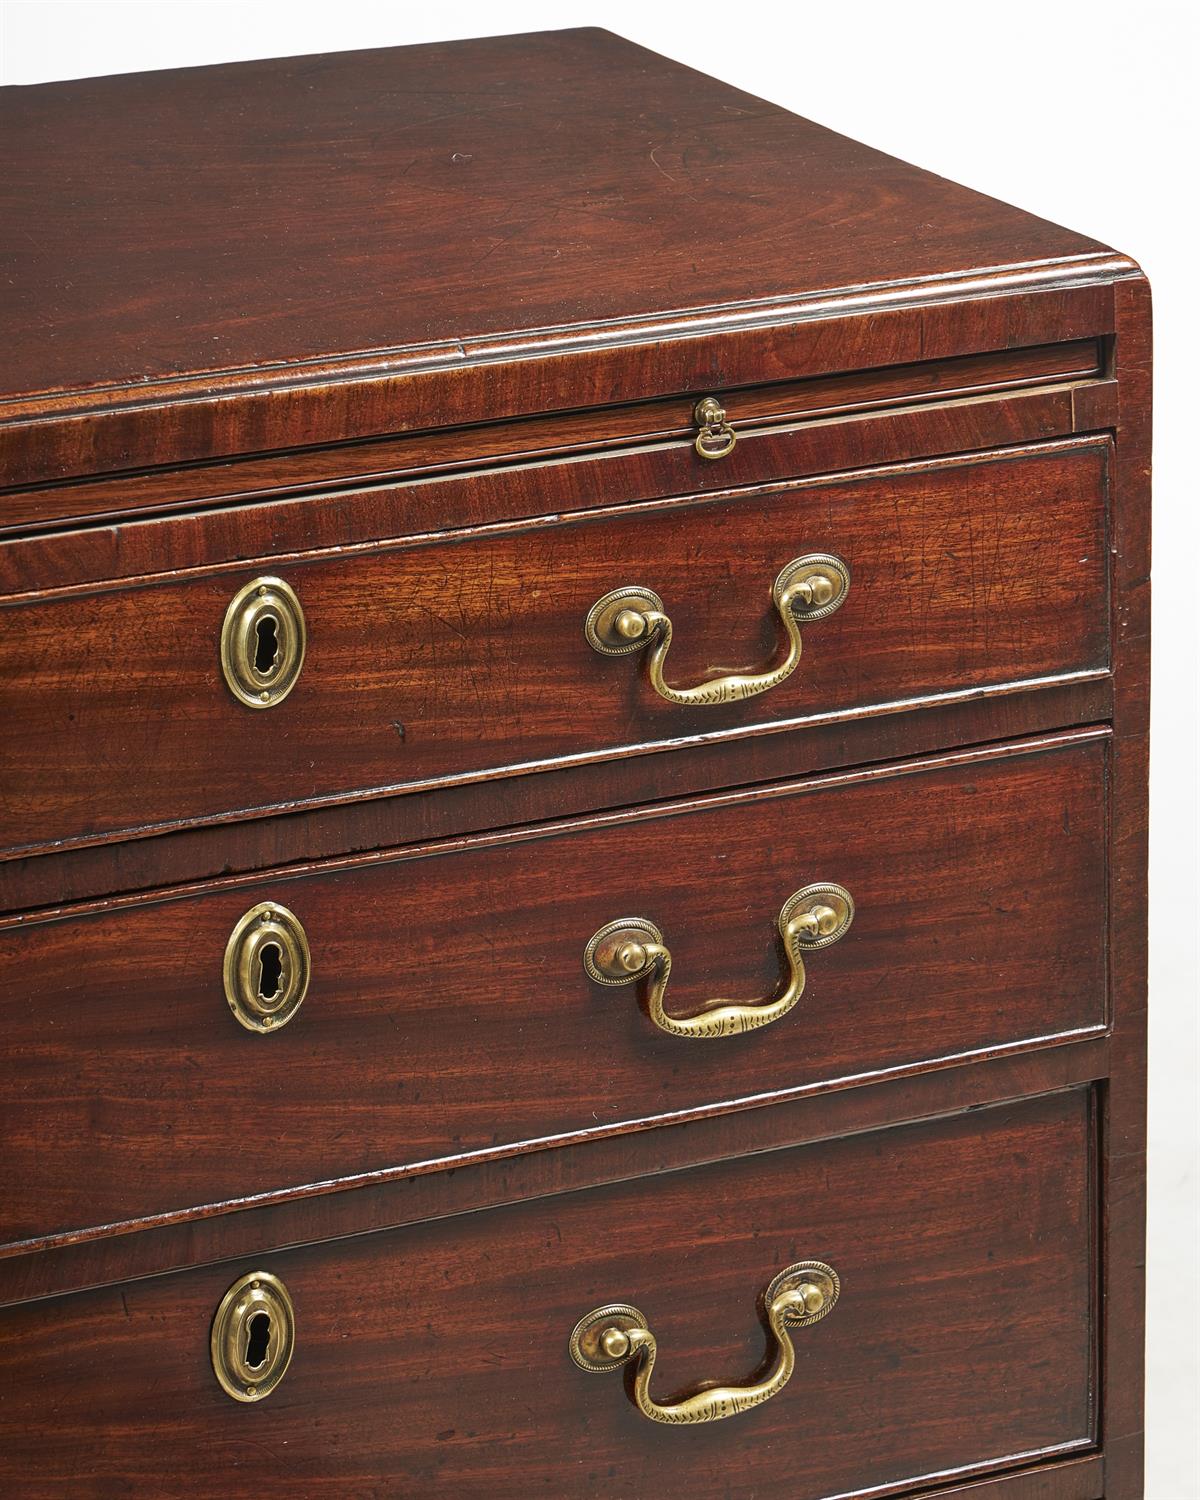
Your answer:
[0,732,1106,1247]
[0,1091,1093,1497]
[0,28,1106,406]
[0,442,1109,858]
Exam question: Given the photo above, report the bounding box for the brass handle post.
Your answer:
[585,554,849,707]
[583,883,853,1039]
[570,1260,840,1425]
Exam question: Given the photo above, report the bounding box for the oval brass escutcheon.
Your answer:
[220,576,306,708]
[211,1271,295,1403]
[223,902,311,1033]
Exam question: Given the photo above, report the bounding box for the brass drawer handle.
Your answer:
[693,395,736,460]
[570,1260,840,1425]
[583,883,853,1039]
[585,554,849,707]
[220,576,306,708]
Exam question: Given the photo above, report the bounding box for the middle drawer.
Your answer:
[0,731,1107,1248]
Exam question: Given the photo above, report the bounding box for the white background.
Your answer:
[3,2,1197,1495]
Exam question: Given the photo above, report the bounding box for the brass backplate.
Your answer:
[211,1271,296,1402]
[223,902,311,1033]
[584,587,664,655]
[764,1260,841,1326]
[220,575,306,708]
[774,554,851,621]
[569,1303,648,1371]
[583,917,664,985]
[779,883,855,951]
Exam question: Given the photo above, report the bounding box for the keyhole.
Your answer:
[254,614,279,675]
[245,1312,272,1370]
[257,942,283,1001]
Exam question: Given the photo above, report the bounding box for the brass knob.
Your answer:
[614,609,648,641]
[792,573,836,609]
[792,903,840,941]
[797,1281,826,1315]
[600,1326,632,1360]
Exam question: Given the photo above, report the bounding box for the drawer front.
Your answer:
[1,732,1107,1247]
[0,1092,1095,1498]
[0,441,1109,858]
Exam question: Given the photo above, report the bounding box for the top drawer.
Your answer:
[0,439,1109,859]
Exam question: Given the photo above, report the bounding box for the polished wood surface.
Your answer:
[0,731,1106,1249]
[0,26,1148,1498]
[1,339,1101,534]
[1096,272,1152,1500]
[0,272,1122,487]
[0,441,1109,859]
[0,1091,1093,1500]
[0,1038,1110,1307]
[0,27,1124,483]
[0,394,1116,598]
[0,678,1113,916]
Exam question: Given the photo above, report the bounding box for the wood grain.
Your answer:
[0,1091,1094,1500]
[0,675,1113,916]
[0,28,1148,1496]
[0,392,1117,598]
[1096,272,1151,1500]
[0,441,1110,859]
[0,26,1129,481]
[0,340,1101,534]
[0,1037,1110,1307]
[0,730,1107,1249]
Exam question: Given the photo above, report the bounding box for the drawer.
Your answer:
[0,1091,1095,1498]
[0,440,1109,858]
[1,731,1108,1247]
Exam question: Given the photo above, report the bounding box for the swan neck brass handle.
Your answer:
[583,883,853,1039]
[570,1261,840,1425]
[585,554,849,707]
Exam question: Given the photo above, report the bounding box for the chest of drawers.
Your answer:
[0,27,1149,1500]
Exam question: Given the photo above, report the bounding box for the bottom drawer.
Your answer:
[0,1091,1094,1498]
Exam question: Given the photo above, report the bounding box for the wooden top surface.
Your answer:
[2,27,1116,417]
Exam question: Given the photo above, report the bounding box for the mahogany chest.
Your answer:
[0,27,1150,1499]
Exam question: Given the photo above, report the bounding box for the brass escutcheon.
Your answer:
[223,902,311,1033]
[211,1271,295,1403]
[569,1260,840,1424]
[220,576,306,708]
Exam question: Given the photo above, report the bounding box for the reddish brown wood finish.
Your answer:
[0,731,1107,1249]
[0,676,1113,916]
[0,27,1149,1500]
[0,339,1101,533]
[0,441,1109,859]
[0,391,1117,599]
[1097,273,1151,1500]
[0,1037,1110,1307]
[0,1091,1094,1500]
[0,27,1130,483]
